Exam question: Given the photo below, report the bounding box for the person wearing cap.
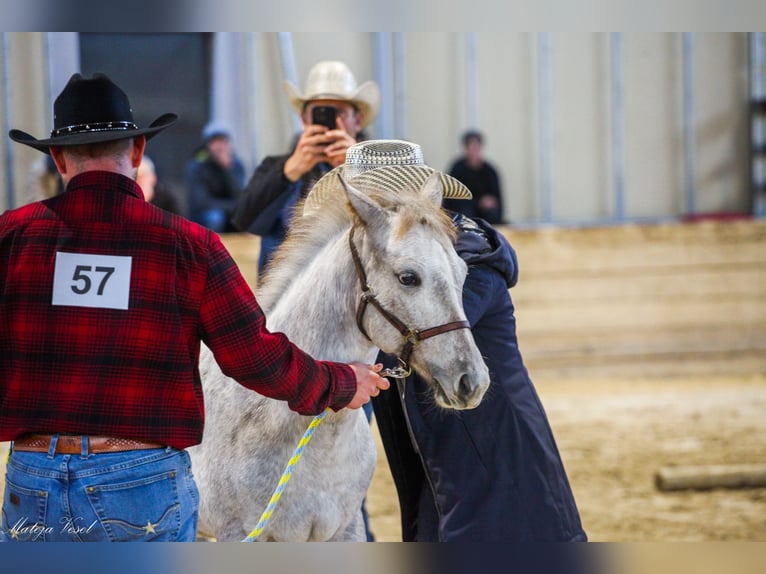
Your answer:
[185,121,246,232]
[230,60,380,274]
[310,139,586,542]
[0,73,388,542]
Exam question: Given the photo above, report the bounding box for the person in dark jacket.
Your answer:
[185,121,246,232]
[359,141,586,542]
[443,130,505,224]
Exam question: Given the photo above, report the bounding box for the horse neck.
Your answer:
[264,228,378,365]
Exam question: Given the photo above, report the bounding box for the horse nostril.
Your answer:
[458,374,473,399]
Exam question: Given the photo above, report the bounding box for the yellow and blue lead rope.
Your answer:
[242,408,330,542]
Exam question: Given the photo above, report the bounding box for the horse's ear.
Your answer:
[420,172,444,208]
[339,175,386,227]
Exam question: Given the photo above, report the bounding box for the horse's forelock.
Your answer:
[392,197,456,244]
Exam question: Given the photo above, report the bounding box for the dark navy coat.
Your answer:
[373,215,587,542]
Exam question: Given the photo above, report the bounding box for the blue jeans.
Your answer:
[1,438,199,542]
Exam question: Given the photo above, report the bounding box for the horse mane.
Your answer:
[256,196,351,313]
[256,182,456,313]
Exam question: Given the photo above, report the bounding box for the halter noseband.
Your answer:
[348,226,470,378]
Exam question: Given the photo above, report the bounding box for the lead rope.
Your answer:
[242,408,329,542]
[241,363,412,542]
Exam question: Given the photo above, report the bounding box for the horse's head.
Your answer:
[338,171,490,410]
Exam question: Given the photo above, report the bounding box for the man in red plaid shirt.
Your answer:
[0,73,387,542]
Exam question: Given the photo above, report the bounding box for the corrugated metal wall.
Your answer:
[1,32,753,225]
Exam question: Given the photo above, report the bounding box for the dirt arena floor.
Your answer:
[365,373,766,542]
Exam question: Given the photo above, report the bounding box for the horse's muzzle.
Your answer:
[432,370,490,410]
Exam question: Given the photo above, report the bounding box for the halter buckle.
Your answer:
[404,328,420,345]
[380,358,412,379]
[360,285,375,301]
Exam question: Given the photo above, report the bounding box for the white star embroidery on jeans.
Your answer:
[143,521,157,535]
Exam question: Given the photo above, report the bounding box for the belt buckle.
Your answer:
[57,435,86,454]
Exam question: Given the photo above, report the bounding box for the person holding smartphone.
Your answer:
[230,60,380,542]
[231,60,380,274]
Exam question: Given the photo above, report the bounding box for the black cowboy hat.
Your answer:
[9,72,177,154]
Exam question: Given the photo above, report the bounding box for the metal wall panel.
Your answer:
[2,32,752,225]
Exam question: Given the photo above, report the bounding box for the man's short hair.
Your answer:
[61,138,134,160]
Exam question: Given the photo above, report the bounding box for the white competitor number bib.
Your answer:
[52,252,132,310]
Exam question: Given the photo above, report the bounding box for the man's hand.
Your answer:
[345,362,390,409]
[283,125,333,182]
[323,128,357,168]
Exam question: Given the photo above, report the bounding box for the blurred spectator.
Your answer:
[444,130,505,224]
[24,154,63,204]
[137,155,183,214]
[185,121,246,232]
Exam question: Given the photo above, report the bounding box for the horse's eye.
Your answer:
[398,272,420,287]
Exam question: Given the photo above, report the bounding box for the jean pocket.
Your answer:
[84,471,181,541]
[2,477,49,542]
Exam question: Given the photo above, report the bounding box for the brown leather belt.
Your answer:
[13,434,164,455]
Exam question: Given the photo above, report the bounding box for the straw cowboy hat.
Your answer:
[283,61,381,129]
[304,139,472,213]
[9,72,177,154]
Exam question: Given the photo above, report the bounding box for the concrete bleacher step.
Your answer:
[499,220,766,379]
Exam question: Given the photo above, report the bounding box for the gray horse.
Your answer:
[190,171,490,541]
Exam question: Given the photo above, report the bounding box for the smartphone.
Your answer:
[311,106,337,130]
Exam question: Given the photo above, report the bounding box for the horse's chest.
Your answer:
[264,414,377,541]
[296,415,376,484]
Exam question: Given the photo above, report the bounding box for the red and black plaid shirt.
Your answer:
[0,171,355,449]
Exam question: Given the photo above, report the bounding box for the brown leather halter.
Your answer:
[348,226,471,378]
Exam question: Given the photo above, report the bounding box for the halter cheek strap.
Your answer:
[348,226,470,376]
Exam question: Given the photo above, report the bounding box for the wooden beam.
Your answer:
[655,464,766,491]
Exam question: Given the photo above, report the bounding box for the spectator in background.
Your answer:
[231,60,380,274]
[444,130,505,224]
[23,154,63,204]
[186,121,246,232]
[137,155,182,214]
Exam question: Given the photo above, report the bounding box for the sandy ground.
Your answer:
[365,374,766,542]
[2,374,764,542]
